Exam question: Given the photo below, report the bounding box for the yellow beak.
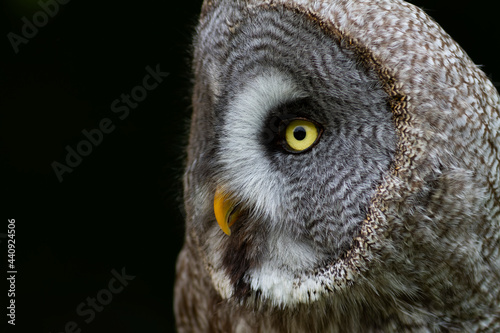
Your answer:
[214,187,240,236]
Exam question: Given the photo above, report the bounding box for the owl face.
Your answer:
[185,7,397,306]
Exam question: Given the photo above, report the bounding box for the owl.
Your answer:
[175,0,500,331]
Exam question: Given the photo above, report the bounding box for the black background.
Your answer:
[1,1,498,332]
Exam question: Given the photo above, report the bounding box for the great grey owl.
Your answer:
[174,0,500,331]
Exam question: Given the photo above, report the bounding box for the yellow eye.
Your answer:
[284,119,321,152]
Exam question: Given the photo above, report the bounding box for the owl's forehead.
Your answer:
[201,6,381,106]
[196,10,389,141]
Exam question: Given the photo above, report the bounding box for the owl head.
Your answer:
[178,0,500,329]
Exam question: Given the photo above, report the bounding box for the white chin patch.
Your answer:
[246,264,326,305]
[245,232,330,306]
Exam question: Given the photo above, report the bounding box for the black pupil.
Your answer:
[293,126,307,141]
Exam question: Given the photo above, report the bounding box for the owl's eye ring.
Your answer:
[279,117,323,153]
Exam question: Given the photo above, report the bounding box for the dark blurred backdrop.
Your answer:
[1,1,498,332]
